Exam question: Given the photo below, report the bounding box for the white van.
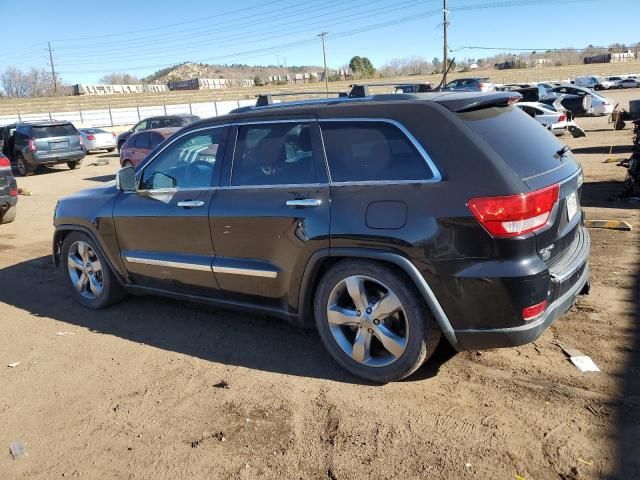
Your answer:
[574,76,614,90]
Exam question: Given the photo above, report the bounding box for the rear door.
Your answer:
[113,126,230,296]
[210,119,330,311]
[132,132,151,164]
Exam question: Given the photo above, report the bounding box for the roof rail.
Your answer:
[256,91,348,106]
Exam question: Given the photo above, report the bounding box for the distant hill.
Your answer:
[142,62,324,84]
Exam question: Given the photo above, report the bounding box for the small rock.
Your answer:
[213,380,230,389]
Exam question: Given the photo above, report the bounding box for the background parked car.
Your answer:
[444,77,495,92]
[515,101,585,137]
[0,153,18,224]
[119,127,178,168]
[116,115,200,150]
[573,75,614,90]
[1,121,86,176]
[501,84,592,117]
[616,78,640,89]
[79,128,117,153]
[551,85,614,116]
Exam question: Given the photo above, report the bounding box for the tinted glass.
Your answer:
[32,124,77,138]
[460,106,566,179]
[133,121,147,132]
[141,127,228,190]
[321,121,433,182]
[232,123,316,186]
[133,133,150,149]
[81,128,107,134]
[149,132,164,148]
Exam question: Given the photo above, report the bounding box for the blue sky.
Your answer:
[2,0,638,84]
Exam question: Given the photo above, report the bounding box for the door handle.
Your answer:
[177,200,205,208]
[286,199,322,207]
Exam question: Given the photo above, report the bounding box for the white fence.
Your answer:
[0,98,257,128]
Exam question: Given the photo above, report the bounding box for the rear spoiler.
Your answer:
[437,91,523,112]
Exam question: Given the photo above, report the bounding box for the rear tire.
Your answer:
[0,205,16,224]
[15,154,32,177]
[107,148,115,153]
[67,161,81,170]
[314,260,441,383]
[61,232,126,309]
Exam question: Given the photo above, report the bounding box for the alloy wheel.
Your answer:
[326,275,409,367]
[67,241,104,300]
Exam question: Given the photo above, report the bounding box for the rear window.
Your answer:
[460,106,565,179]
[321,121,433,183]
[32,124,77,139]
[81,128,107,134]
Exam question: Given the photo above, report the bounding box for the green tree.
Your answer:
[432,57,442,73]
[349,55,375,79]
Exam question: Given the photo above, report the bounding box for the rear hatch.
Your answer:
[33,124,82,155]
[86,129,115,147]
[459,105,583,267]
[0,156,16,198]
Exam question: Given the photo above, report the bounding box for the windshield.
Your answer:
[32,124,77,139]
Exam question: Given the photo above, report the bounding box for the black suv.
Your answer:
[116,115,200,151]
[0,153,17,224]
[53,91,590,382]
[1,121,85,176]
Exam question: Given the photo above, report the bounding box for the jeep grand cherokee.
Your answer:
[53,91,590,382]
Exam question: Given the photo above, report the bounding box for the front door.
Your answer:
[113,125,230,297]
[210,120,330,311]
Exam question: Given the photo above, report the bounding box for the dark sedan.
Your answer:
[117,115,199,150]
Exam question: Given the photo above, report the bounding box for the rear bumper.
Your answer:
[0,193,18,209]
[31,151,86,165]
[452,227,590,351]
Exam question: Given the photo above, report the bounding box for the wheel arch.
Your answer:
[298,247,458,348]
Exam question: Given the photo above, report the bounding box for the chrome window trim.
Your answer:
[220,182,327,190]
[123,256,212,272]
[212,265,278,279]
[318,117,443,183]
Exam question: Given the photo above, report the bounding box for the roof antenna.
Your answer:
[434,57,456,92]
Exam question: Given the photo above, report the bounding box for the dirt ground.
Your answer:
[1,89,640,480]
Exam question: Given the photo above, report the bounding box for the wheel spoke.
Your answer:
[75,273,87,292]
[373,324,406,358]
[89,260,102,273]
[371,292,402,320]
[327,305,360,326]
[88,274,103,296]
[345,276,369,312]
[78,242,89,264]
[351,329,372,363]
[67,254,84,272]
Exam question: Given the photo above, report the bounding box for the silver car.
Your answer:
[79,128,117,153]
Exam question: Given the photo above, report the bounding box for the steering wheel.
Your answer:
[185,159,215,187]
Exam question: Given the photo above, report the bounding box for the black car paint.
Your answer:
[54,93,589,352]
[0,155,17,221]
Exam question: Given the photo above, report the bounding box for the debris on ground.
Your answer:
[55,331,76,336]
[7,362,20,368]
[585,219,632,231]
[9,440,27,459]
[213,380,230,389]
[17,188,32,196]
[554,341,600,372]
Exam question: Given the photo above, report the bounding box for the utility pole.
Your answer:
[276,54,280,68]
[318,32,329,96]
[48,41,58,94]
[442,0,449,85]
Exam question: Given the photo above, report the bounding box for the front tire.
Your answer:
[314,260,441,383]
[0,205,16,224]
[15,155,32,177]
[61,232,126,309]
[107,148,115,153]
[67,160,81,170]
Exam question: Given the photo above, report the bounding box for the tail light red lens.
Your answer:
[10,188,18,197]
[558,113,567,122]
[86,134,96,140]
[467,184,560,238]
[523,300,548,321]
[28,139,37,152]
[0,157,10,167]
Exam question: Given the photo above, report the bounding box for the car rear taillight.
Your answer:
[10,188,18,197]
[0,157,10,168]
[522,300,548,321]
[28,139,37,152]
[86,134,96,140]
[467,184,560,238]
[558,113,567,122]
[112,132,116,138]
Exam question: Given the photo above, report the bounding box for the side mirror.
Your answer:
[116,166,137,192]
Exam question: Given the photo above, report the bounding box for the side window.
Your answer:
[149,133,164,149]
[321,121,434,183]
[133,133,150,149]
[232,123,316,186]
[141,127,228,190]
[133,120,147,132]
[147,119,163,129]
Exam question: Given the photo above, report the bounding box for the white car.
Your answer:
[516,101,586,137]
[79,128,117,153]
[573,75,615,90]
[552,85,614,116]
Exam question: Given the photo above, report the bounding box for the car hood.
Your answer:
[60,181,117,202]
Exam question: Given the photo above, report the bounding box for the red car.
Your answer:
[119,128,178,168]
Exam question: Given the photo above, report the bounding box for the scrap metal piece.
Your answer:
[585,219,632,231]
